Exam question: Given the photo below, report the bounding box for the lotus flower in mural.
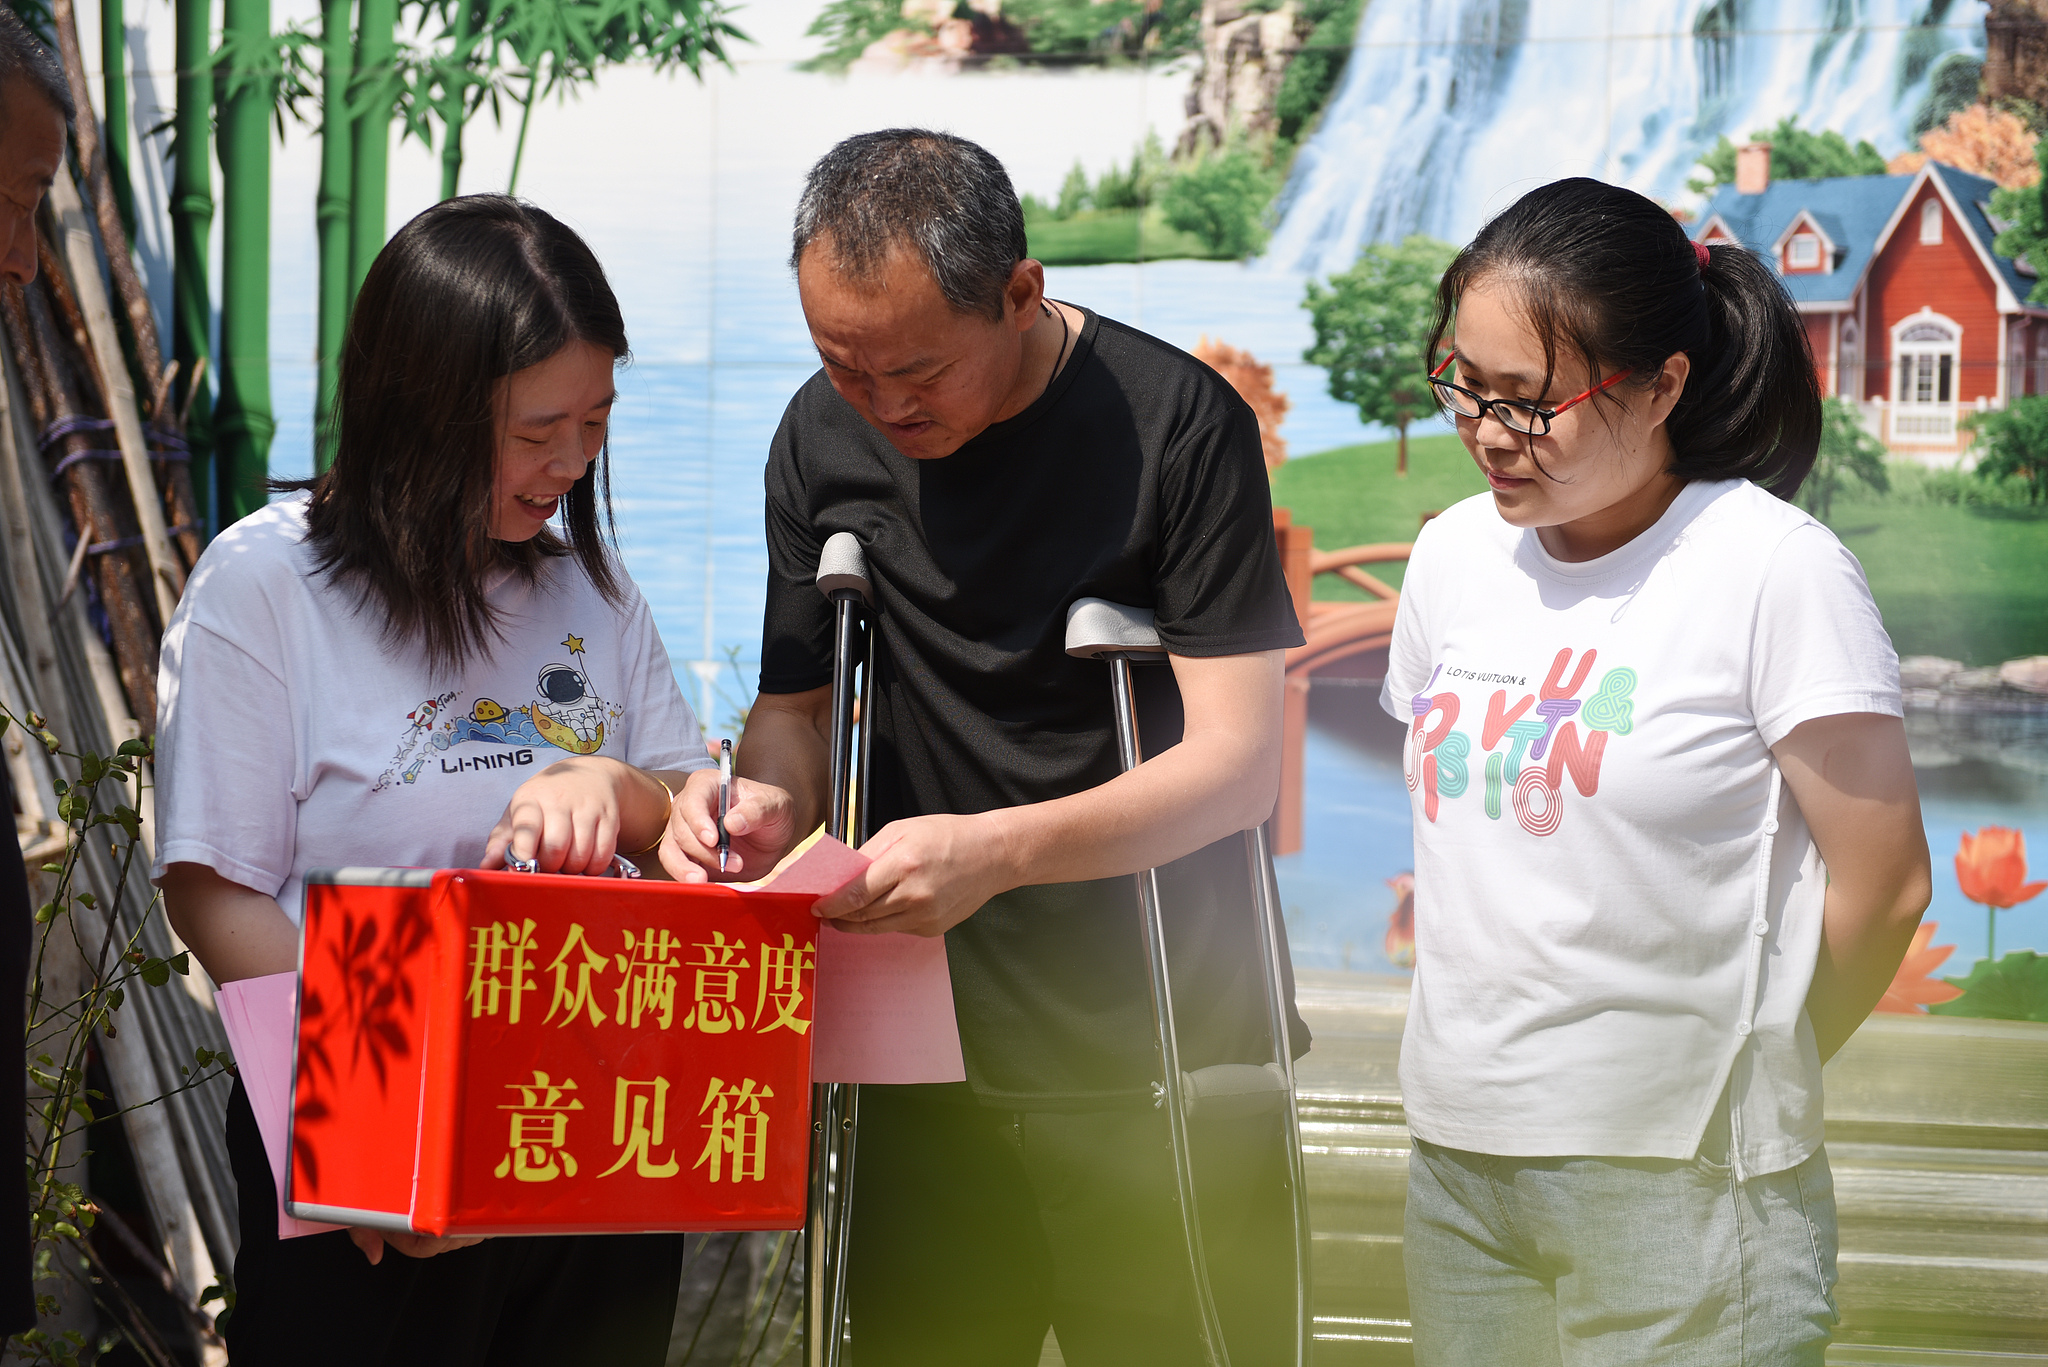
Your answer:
[1873,922,1964,1013]
[1955,826,2047,962]
[1385,872,1415,970]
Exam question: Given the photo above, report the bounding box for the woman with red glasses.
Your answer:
[1380,177,1931,1365]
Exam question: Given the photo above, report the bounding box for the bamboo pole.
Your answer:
[46,168,184,624]
[349,0,396,295]
[0,354,74,748]
[1,279,161,726]
[437,0,475,200]
[100,0,135,237]
[2,346,238,1339]
[48,0,209,569]
[315,0,353,471]
[171,0,214,531]
[50,0,165,403]
[214,0,274,524]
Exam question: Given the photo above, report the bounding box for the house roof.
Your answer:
[1927,162,2037,306]
[1694,172,1914,307]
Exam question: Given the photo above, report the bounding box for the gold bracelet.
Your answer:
[625,773,675,856]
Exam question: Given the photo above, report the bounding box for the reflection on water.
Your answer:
[1275,680,1413,975]
[1276,679,2048,977]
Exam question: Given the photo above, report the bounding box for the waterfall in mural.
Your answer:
[1268,0,1987,276]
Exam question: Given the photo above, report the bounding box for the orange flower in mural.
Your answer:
[1873,921,1964,1013]
[1384,872,1415,970]
[1955,827,2047,909]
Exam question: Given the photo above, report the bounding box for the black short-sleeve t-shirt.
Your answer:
[760,308,1308,1109]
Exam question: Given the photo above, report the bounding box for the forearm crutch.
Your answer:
[807,531,873,1367]
[1064,598,1313,1367]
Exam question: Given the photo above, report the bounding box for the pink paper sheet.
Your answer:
[214,973,342,1240]
[754,837,967,1085]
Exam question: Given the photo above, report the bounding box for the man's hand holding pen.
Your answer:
[661,765,801,882]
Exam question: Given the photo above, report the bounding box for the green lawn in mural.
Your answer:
[1831,469,2048,668]
[1024,207,1228,264]
[1269,433,1484,598]
[1276,436,2048,668]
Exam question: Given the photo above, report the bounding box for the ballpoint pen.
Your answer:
[717,738,733,875]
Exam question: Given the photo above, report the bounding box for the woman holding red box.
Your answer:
[154,196,719,1365]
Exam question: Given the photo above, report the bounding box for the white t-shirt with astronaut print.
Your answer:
[153,496,710,923]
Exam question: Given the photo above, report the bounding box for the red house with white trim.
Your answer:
[1696,147,2048,457]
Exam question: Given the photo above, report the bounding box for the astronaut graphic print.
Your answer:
[373,631,627,791]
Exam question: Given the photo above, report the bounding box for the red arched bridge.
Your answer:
[1273,511,1413,856]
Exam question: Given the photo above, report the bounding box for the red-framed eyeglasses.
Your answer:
[1428,351,1634,436]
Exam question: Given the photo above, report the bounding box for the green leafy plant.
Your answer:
[1929,950,2048,1022]
[1159,139,1278,258]
[1687,115,1886,195]
[2,709,234,1366]
[1274,0,1363,146]
[800,0,911,72]
[1803,397,1891,521]
[1033,134,1171,222]
[1001,0,1195,57]
[1302,234,1459,475]
[1991,132,2048,307]
[1962,393,2048,504]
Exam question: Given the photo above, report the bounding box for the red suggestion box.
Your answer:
[287,868,821,1236]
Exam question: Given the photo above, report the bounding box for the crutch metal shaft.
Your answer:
[1108,655,1233,1367]
[809,532,873,1367]
[1066,595,1310,1367]
[1247,820,1313,1365]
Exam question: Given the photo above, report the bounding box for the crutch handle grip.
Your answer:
[1064,597,1166,659]
[816,532,873,604]
[1181,1062,1290,1120]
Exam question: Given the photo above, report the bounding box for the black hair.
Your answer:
[790,128,1027,322]
[288,194,627,671]
[0,7,75,126]
[1427,177,1820,496]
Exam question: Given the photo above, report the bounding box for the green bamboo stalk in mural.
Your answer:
[438,0,475,199]
[349,0,396,295]
[99,0,133,236]
[216,0,274,522]
[171,0,214,528]
[315,0,353,470]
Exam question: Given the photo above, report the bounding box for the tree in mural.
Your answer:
[1962,392,2048,504]
[1687,115,1887,194]
[1303,235,1457,476]
[1889,103,2040,188]
[1991,130,2048,309]
[1802,396,1891,523]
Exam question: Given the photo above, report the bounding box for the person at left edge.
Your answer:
[152,196,718,1367]
[0,7,73,1340]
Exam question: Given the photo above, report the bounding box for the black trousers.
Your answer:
[223,1080,685,1366]
[845,1082,1296,1367]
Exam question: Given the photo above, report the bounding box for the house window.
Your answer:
[1891,316,1960,444]
[1788,233,1821,268]
[1920,199,1943,245]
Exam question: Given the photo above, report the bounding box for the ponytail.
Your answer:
[1426,177,1821,497]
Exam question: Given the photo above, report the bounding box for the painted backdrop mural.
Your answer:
[86,0,2047,992]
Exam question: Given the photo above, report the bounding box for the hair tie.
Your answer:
[1694,240,1712,272]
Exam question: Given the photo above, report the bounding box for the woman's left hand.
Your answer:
[481,757,673,875]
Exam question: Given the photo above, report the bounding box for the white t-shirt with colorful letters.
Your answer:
[1381,478,1901,1177]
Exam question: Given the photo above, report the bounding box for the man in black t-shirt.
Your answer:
[669,129,1306,1366]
